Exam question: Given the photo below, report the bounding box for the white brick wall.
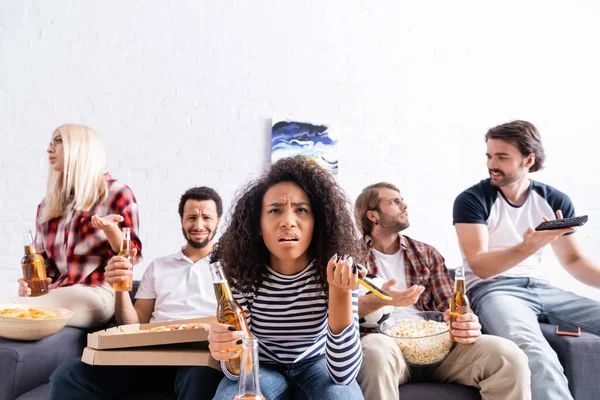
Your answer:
[1,1,599,302]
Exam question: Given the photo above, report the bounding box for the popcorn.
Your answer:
[383,319,453,365]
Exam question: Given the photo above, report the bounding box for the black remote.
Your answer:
[535,215,588,231]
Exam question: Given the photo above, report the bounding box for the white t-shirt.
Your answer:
[453,179,576,289]
[135,248,217,322]
[372,247,419,315]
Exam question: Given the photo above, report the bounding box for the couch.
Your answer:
[2,280,599,400]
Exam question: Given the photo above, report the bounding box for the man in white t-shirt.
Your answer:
[354,182,530,400]
[454,120,600,400]
[49,187,224,400]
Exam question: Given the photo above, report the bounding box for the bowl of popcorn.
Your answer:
[379,311,454,367]
[0,304,74,341]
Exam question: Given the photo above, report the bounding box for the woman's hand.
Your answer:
[104,249,137,285]
[327,254,360,293]
[17,278,52,296]
[207,322,246,361]
[91,214,124,231]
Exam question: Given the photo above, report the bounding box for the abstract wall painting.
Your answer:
[271,119,338,176]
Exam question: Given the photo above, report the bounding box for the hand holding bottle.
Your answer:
[105,248,137,287]
[207,322,246,361]
[444,310,482,344]
[17,277,52,297]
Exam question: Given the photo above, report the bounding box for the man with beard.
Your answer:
[453,120,600,400]
[49,187,224,400]
[354,183,530,400]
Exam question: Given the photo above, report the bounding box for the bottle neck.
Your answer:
[120,239,131,253]
[24,245,37,256]
[454,265,465,280]
[236,338,263,397]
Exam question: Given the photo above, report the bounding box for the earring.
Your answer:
[375,220,379,225]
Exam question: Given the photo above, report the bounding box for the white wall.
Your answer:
[1,0,599,302]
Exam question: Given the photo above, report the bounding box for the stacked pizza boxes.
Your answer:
[82,316,218,368]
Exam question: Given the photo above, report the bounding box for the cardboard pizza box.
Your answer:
[87,316,215,350]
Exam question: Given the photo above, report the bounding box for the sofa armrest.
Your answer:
[541,323,600,400]
[0,327,86,400]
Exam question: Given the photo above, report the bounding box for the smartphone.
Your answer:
[535,215,588,231]
[556,324,581,337]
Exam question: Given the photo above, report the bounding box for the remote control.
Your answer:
[535,215,588,231]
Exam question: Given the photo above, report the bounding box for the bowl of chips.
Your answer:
[0,304,74,340]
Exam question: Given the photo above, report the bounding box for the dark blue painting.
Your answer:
[271,120,338,176]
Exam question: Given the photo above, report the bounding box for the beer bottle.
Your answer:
[234,337,265,400]
[21,230,49,296]
[449,265,471,341]
[210,261,250,375]
[112,227,133,292]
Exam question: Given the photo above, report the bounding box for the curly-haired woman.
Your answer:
[208,156,365,400]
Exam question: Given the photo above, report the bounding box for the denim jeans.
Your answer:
[469,277,600,400]
[49,357,223,400]
[213,356,364,400]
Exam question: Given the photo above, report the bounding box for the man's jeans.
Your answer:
[213,356,364,400]
[469,277,600,400]
[49,357,223,400]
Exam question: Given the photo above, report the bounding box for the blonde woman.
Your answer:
[16,124,142,328]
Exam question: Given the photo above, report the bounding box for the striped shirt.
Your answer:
[222,261,362,385]
[34,173,142,287]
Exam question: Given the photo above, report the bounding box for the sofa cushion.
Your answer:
[0,327,86,400]
[541,323,600,400]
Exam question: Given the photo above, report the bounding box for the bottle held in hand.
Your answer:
[112,227,133,292]
[21,230,48,296]
[210,261,250,375]
[449,266,470,341]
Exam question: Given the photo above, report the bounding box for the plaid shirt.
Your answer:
[365,234,454,312]
[35,173,142,288]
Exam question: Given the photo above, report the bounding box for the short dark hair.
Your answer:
[485,120,545,172]
[178,187,223,218]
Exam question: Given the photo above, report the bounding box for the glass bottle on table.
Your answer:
[210,261,250,375]
[449,265,471,341]
[234,337,265,400]
[111,227,133,292]
[21,230,48,296]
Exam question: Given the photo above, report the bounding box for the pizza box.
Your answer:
[81,342,220,368]
[87,316,214,350]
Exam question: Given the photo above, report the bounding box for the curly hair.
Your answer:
[218,156,365,295]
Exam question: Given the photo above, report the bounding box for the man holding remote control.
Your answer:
[453,120,600,400]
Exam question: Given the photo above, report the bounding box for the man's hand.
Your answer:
[445,310,482,344]
[91,214,124,231]
[381,278,424,307]
[520,210,575,254]
[17,278,52,297]
[105,248,137,285]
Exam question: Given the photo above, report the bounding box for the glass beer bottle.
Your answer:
[112,227,133,292]
[21,230,49,296]
[234,337,265,400]
[449,265,471,341]
[210,261,250,375]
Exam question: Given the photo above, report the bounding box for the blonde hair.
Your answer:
[42,124,108,222]
[354,182,399,236]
